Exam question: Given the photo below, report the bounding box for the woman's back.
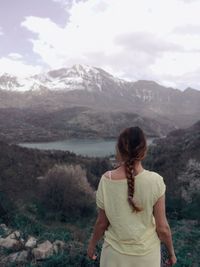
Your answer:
[96,169,166,255]
[88,127,176,266]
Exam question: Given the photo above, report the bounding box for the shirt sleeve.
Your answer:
[153,175,166,205]
[96,177,104,209]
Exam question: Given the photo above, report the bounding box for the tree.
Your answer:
[40,164,95,218]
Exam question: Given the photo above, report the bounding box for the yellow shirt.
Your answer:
[96,169,166,255]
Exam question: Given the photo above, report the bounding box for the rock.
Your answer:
[9,231,20,239]
[53,243,58,254]
[1,250,28,263]
[32,240,54,260]
[25,236,37,249]
[53,240,65,254]
[0,236,21,249]
[16,250,28,262]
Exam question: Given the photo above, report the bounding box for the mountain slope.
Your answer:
[0,64,200,130]
[145,121,200,212]
[0,107,175,143]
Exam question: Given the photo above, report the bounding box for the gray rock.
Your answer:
[9,231,20,239]
[1,250,28,264]
[53,240,65,253]
[0,236,20,249]
[25,236,37,249]
[16,250,28,262]
[32,240,54,260]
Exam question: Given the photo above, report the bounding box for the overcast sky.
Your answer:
[0,0,200,90]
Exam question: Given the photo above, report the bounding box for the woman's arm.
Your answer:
[153,194,177,265]
[87,208,109,259]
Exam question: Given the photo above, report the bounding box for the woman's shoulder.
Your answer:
[102,170,110,179]
[144,170,165,184]
[102,168,117,178]
[104,167,126,179]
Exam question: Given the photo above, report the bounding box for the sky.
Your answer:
[0,0,200,90]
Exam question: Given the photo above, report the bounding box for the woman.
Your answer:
[87,127,177,267]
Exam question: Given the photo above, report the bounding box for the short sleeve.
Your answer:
[96,177,104,209]
[153,175,166,204]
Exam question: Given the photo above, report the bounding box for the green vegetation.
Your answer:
[40,164,95,218]
[0,121,200,266]
[172,220,200,267]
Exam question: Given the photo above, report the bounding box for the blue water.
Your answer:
[18,138,154,157]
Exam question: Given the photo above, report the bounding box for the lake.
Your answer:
[18,138,155,157]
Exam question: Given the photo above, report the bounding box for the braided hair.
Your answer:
[116,127,147,212]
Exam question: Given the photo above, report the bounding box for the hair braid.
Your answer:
[125,159,143,212]
[116,127,147,212]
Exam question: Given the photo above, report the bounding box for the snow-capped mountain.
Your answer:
[0,64,200,130]
[0,64,125,93]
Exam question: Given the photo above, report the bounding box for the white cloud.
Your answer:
[174,24,200,35]
[115,32,183,55]
[20,0,200,89]
[157,69,200,90]
[0,55,42,77]
[8,53,23,60]
[0,26,3,35]
[178,0,198,3]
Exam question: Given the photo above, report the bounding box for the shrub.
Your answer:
[40,164,95,218]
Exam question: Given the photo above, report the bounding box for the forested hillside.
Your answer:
[0,122,199,266]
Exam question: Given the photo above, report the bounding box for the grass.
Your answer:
[171,219,200,267]
[2,202,200,267]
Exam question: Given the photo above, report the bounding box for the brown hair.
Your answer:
[116,127,147,212]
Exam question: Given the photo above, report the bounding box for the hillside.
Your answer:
[0,140,110,207]
[0,107,175,143]
[0,123,199,266]
[145,120,200,217]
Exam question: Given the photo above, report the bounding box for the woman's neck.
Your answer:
[119,161,144,175]
[134,161,144,175]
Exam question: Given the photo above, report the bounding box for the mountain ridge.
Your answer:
[0,64,200,132]
[0,64,198,93]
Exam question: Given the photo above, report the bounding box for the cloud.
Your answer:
[8,53,23,60]
[174,24,200,35]
[0,55,42,77]
[115,32,183,55]
[0,26,3,35]
[157,69,200,90]
[178,0,198,3]
[18,0,200,89]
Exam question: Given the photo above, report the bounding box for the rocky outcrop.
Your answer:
[32,240,54,260]
[25,236,37,249]
[0,230,22,250]
[0,224,66,265]
[1,250,28,265]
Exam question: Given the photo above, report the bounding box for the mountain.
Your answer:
[0,64,125,93]
[0,64,200,140]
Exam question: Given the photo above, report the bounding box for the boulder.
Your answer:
[32,240,54,260]
[25,236,37,249]
[9,231,20,239]
[16,250,28,262]
[1,250,28,264]
[0,236,21,249]
[53,240,65,253]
